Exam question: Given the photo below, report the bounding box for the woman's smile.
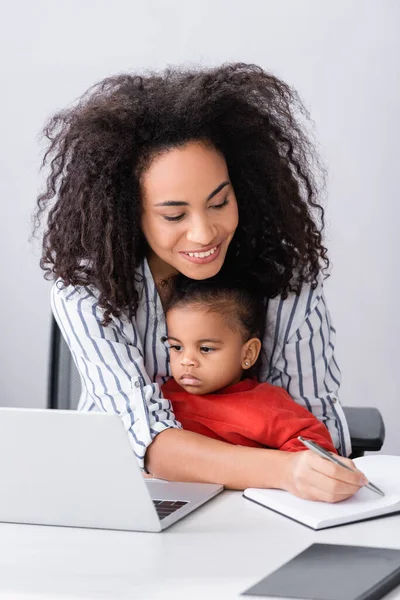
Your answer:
[179,243,221,264]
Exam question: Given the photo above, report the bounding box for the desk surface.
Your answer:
[1,490,400,600]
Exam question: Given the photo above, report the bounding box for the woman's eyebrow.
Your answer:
[154,181,230,207]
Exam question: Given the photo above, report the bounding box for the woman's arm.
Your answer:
[52,280,363,500]
[263,277,352,456]
[51,281,181,468]
[146,428,366,501]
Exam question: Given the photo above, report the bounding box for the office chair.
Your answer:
[48,317,385,459]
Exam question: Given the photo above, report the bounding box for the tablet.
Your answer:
[242,543,400,600]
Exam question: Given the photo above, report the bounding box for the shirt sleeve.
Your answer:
[51,281,182,469]
[264,278,352,457]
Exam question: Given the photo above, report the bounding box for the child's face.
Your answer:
[165,306,251,395]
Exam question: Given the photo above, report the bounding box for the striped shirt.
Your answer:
[51,258,351,468]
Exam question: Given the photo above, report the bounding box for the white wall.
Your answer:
[1,0,399,452]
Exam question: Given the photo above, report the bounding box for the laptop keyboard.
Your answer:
[153,499,189,519]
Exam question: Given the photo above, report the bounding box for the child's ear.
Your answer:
[241,338,262,370]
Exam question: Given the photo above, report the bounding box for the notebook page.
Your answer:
[354,454,400,496]
[245,455,400,527]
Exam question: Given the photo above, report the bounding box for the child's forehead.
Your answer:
[166,303,231,322]
[166,303,242,338]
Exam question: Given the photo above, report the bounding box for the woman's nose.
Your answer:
[186,217,217,245]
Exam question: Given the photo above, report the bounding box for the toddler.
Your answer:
[161,275,337,453]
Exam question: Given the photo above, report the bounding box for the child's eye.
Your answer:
[170,344,183,352]
[200,346,215,354]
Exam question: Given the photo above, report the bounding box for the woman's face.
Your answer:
[141,142,239,281]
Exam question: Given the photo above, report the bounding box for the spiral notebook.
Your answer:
[244,455,400,530]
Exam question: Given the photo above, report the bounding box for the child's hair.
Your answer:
[165,273,267,376]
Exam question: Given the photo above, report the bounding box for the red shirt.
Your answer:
[161,378,337,453]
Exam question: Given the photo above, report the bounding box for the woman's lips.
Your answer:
[180,374,202,386]
[179,244,221,265]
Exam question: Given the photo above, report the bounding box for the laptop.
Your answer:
[0,407,223,532]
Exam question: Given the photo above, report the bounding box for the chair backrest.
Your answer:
[48,318,81,410]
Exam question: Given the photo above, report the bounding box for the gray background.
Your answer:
[1,0,399,453]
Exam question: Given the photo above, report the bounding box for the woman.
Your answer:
[35,63,366,501]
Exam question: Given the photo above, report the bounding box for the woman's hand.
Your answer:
[281,450,368,503]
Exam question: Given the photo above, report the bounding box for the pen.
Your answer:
[298,436,385,497]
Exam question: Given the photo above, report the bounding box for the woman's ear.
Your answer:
[241,338,262,370]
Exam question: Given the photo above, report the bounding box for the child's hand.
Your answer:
[281,450,368,503]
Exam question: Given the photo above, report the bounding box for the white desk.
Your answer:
[1,490,400,600]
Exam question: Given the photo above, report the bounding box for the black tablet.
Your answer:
[242,543,400,600]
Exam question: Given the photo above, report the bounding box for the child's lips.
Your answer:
[180,374,201,386]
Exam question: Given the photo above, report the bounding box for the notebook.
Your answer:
[244,455,400,530]
[242,543,400,600]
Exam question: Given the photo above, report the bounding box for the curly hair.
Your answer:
[164,272,266,341]
[34,62,328,325]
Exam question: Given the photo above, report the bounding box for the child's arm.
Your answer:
[161,379,337,454]
[247,383,338,453]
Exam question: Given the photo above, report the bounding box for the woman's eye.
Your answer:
[210,198,229,210]
[163,214,184,222]
[163,199,228,221]
[200,346,215,353]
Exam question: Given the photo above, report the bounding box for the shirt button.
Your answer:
[134,381,140,388]
[332,397,337,403]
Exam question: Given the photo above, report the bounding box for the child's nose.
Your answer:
[181,355,197,367]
